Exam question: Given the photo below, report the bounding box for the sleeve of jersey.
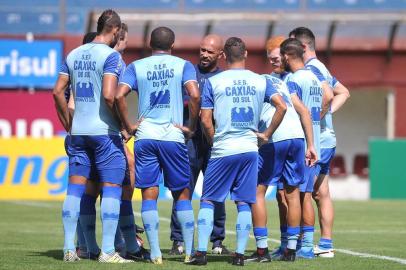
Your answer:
[264,78,280,103]
[201,80,214,109]
[182,61,197,85]
[59,59,69,76]
[103,51,122,77]
[119,64,138,92]
[308,65,326,82]
[286,81,303,99]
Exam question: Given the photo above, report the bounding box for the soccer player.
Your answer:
[115,26,201,264]
[53,9,132,263]
[169,34,230,255]
[280,37,324,259]
[188,37,287,266]
[74,26,149,261]
[246,36,317,263]
[289,27,350,258]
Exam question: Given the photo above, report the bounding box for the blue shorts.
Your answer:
[258,138,305,188]
[202,152,258,204]
[134,139,190,191]
[68,135,126,184]
[316,147,336,175]
[299,165,318,193]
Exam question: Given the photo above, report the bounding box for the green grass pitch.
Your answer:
[0,200,405,270]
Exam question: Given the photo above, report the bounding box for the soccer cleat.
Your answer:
[63,250,80,262]
[296,248,315,259]
[168,241,184,255]
[280,248,296,262]
[244,248,271,263]
[76,247,89,259]
[212,242,231,255]
[98,252,134,263]
[232,253,245,266]
[126,247,151,262]
[314,245,335,258]
[151,257,163,265]
[270,246,283,260]
[184,255,191,263]
[186,251,207,265]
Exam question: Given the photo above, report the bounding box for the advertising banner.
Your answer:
[0,40,62,88]
[0,138,277,201]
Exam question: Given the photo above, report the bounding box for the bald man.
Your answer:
[169,34,230,256]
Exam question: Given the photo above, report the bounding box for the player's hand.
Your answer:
[120,129,132,143]
[128,118,144,136]
[305,146,318,167]
[256,132,269,147]
[175,124,195,140]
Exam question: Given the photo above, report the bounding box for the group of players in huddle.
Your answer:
[53,8,350,266]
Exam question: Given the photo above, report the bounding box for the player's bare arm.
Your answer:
[185,80,201,135]
[201,108,214,146]
[331,82,350,113]
[115,83,141,135]
[291,94,318,166]
[53,74,71,132]
[102,74,124,128]
[320,81,334,119]
[257,94,287,146]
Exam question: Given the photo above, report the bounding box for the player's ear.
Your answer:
[222,51,227,61]
[244,50,248,59]
[171,43,174,50]
[218,50,224,59]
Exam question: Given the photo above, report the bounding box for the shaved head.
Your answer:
[198,34,224,72]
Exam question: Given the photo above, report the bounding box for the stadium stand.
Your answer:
[353,154,369,179]
[329,155,347,178]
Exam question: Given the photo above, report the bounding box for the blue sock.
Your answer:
[301,226,314,251]
[318,238,333,249]
[197,202,214,252]
[253,227,268,249]
[236,204,252,255]
[286,226,300,250]
[119,200,140,253]
[280,225,288,250]
[62,183,85,252]
[175,200,195,256]
[79,194,100,254]
[76,220,87,251]
[142,200,161,259]
[100,186,122,254]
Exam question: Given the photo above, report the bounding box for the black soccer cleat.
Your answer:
[244,248,272,263]
[168,241,184,255]
[281,248,296,262]
[126,246,151,262]
[232,253,245,266]
[186,251,207,265]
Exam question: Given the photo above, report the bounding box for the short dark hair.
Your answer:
[223,37,246,63]
[280,38,304,59]
[119,23,128,40]
[82,32,97,44]
[289,27,316,51]
[96,9,121,35]
[150,27,175,51]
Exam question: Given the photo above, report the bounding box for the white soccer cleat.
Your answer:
[151,256,163,265]
[63,250,80,262]
[98,251,134,263]
[314,245,335,258]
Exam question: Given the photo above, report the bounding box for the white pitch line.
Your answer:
[5,202,406,265]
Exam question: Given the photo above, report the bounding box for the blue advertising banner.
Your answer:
[0,40,62,88]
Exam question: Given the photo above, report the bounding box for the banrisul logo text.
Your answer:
[0,40,62,88]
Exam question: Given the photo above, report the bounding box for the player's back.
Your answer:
[306,58,337,148]
[287,68,322,156]
[259,75,304,143]
[132,54,188,143]
[204,69,268,158]
[66,43,121,135]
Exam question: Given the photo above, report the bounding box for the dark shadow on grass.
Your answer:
[165,254,232,263]
[28,249,61,261]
